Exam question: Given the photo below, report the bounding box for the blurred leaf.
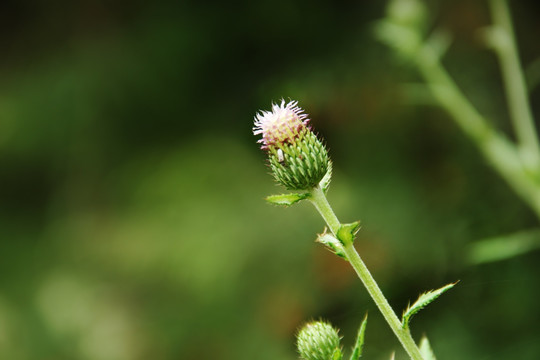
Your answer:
[468,228,540,264]
[419,336,437,360]
[402,282,456,330]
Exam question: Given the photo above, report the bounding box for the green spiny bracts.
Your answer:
[268,130,330,190]
[297,321,342,360]
[254,100,331,190]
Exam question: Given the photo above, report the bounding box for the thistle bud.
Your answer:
[297,321,342,360]
[253,100,331,190]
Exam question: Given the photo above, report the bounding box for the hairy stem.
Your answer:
[309,185,424,360]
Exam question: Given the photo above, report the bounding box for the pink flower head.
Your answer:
[253,100,310,149]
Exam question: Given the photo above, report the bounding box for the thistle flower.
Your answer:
[253,100,331,190]
[297,321,342,360]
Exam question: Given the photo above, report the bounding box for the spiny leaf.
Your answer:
[265,193,309,206]
[419,336,437,360]
[317,231,346,258]
[349,314,368,360]
[388,351,395,360]
[337,221,361,245]
[402,282,457,330]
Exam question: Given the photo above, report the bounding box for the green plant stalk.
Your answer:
[413,42,540,218]
[309,185,424,360]
[489,0,540,169]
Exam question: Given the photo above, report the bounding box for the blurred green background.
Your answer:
[1,0,540,359]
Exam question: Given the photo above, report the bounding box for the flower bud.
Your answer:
[253,100,330,190]
[297,321,341,360]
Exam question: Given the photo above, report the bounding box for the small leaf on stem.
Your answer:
[337,221,361,245]
[317,231,346,258]
[265,193,309,206]
[402,282,457,330]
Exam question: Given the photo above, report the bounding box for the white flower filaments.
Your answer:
[253,100,330,190]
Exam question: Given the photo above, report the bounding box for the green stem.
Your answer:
[413,39,540,218]
[309,186,341,234]
[489,0,540,169]
[309,186,424,360]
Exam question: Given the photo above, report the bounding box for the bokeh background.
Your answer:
[1,0,540,359]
